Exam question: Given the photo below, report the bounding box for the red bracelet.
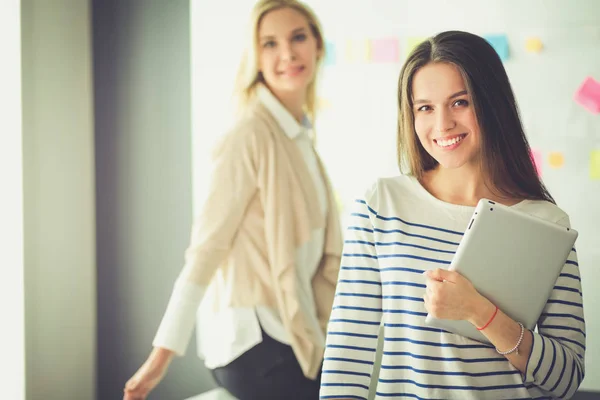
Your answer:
[476,305,498,331]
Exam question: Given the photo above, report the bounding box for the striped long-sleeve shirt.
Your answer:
[320,175,585,400]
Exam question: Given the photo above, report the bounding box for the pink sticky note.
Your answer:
[574,76,600,114]
[370,38,400,63]
[530,149,543,176]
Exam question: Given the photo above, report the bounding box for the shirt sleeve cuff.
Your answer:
[152,279,206,356]
[523,330,544,384]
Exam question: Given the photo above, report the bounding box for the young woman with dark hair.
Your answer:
[320,31,585,400]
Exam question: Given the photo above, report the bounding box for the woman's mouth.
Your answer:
[434,133,467,149]
[278,66,305,77]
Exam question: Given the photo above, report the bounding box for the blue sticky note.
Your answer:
[323,42,336,66]
[484,34,509,61]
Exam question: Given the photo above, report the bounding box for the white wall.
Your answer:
[21,0,97,398]
[190,0,256,210]
[0,1,25,398]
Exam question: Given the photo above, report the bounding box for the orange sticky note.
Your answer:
[525,37,543,53]
[370,38,400,63]
[590,150,600,180]
[548,152,564,169]
[531,149,543,176]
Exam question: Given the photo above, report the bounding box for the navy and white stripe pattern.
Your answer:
[320,176,585,400]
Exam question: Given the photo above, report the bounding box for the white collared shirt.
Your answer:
[152,84,328,369]
[253,85,328,348]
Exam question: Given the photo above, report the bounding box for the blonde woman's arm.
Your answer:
[124,125,263,400]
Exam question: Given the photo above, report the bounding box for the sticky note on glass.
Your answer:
[530,149,543,176]
[590,150,600,180]
[548,152,565,169]
[370,38,400,63]
[344,39,370,63]
[334,190,345,214]
[574,76,600,114]
[525,37,543,53]
[405,36,427,57]
[484,34,509,61]
[323,42,336,66]
[317,96,332,110]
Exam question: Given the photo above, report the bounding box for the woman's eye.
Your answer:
[293,33,307,42]
[263,40,276,48]
[453,99,469,107]
[417,105,432,112]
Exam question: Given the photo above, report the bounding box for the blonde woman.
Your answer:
[123,1,342,399]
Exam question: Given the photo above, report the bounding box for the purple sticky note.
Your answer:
[574,76,600,114]
[370,38,400,63]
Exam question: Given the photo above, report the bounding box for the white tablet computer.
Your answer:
[425,198,578,344]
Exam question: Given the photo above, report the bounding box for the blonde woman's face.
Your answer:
[257,7,320,97]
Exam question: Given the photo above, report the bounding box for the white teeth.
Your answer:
[437,135,464,147]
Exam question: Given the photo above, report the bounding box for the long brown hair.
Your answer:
[397,30,554,203]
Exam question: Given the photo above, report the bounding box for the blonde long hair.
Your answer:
[234,0,325,124]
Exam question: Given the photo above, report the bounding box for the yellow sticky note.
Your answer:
[525,37,543,53]
[334,190,345,214]
[344,39,370,63]
[405,37,427,57]
[590,150,600,180]
[317,96,331,111]
[548,152,564,169]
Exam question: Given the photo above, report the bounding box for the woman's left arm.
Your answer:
[425,247,585,398]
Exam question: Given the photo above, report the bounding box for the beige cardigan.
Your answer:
[179,98,343,379]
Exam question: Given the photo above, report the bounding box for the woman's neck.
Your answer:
[421,165,521,207]
[268,86,306,123]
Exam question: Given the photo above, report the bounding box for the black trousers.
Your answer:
[210,329,321,400]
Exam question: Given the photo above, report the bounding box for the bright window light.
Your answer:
[0,0,25,399]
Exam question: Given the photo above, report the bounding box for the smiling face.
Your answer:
[257,7,321,99]
[412,62,481,171]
